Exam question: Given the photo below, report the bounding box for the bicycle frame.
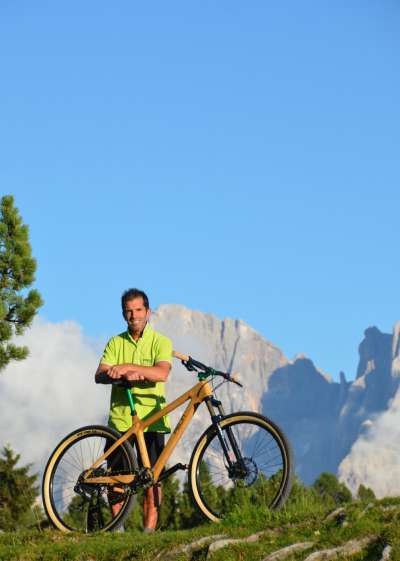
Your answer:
[83,378,213,486]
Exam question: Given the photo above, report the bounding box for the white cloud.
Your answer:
[0,318,109,476]
[339,387,400,497]
[0,315,214,486]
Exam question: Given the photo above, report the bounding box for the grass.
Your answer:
[1,498,400,561]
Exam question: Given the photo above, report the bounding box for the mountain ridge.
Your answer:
[151,305,400,495]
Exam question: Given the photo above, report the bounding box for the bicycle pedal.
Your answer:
[171,462,188,471]
[158,463,188,482]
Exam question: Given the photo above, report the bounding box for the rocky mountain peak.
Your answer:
[392,322,400,377]
[356,326,392,380]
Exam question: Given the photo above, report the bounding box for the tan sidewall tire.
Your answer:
[42,425,136,532]
[189,413,293,522]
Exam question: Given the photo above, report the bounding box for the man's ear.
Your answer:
[146,308,152,321]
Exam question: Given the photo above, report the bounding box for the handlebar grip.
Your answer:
[114,379,135,388]
[230,373,243,387]
[173,351,190,362]
[95,371,113,384]
[95,372,136,388]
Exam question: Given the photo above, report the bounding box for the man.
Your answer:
[95,288,172,532]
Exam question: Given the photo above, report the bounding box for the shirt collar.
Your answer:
[126,322,153,344]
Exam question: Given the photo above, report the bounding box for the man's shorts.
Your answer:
[134,432,165,468]
[105,431,165,471]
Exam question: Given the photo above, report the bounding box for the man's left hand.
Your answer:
[124,371,146,382]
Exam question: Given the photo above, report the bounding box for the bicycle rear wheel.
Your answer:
[189,412,293,522]
[42,425,138,532]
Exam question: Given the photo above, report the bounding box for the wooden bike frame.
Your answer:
[83,376,213,487]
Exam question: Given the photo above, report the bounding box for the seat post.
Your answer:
[125,388,136,416]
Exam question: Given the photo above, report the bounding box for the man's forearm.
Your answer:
[127,364,169,382]
[98,362,170,383]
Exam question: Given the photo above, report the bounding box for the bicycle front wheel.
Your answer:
[42,425,138,532]
[189,412,293,522]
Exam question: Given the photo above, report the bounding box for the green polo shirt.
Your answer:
[101,323,172,433]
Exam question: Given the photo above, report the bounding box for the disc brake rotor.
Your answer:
[230,457,258,486]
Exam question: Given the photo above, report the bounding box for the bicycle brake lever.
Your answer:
[182,358,197,372]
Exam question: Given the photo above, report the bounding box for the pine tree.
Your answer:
[312,472,352,506]
[178,462,215,528]
[0,445,39,531]
[157,474,182,530]
[0,195,43,372]
[357,484,376,502]
[178,479,205,528]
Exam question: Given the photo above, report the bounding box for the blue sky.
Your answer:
[1,1,399,380]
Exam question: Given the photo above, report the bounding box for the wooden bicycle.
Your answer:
[42,352,293,532]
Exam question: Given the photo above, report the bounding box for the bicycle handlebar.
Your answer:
[95,353,243,388]
[173,351,243,387]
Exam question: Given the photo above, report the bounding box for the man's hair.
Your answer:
[121,288,150,311]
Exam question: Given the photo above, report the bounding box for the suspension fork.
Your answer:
[205,397,244,466]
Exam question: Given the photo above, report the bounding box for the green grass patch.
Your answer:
[1,498,400,561]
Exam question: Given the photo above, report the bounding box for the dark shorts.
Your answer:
[135,432,165,467]
[106,431,165,470]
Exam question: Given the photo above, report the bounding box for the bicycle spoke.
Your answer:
[44,429,135,532]
[192,416,292,520]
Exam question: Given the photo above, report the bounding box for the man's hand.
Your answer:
[107,364,145,381]
[107,364,130,379]
[124,371,146,382]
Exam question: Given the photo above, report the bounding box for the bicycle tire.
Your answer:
[188,412,293,522]
[42,425,138,532]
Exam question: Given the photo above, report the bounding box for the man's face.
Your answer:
[123,297,150,334]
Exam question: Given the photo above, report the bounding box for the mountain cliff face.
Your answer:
[150,304,287,468]
[263,325,400,485]
[151,305,400,493]
[338,323,400,495]
[261,357,347,483]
